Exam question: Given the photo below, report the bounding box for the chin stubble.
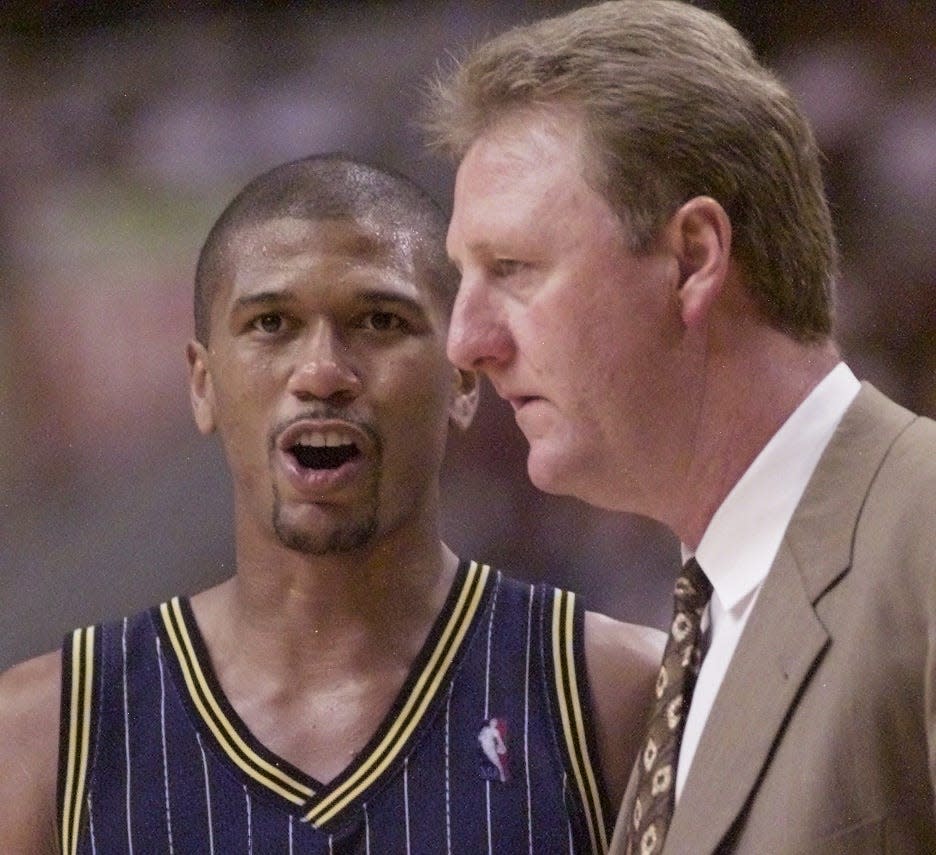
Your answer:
[269,414,382,555]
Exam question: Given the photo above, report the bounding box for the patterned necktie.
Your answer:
[624,557,713,855]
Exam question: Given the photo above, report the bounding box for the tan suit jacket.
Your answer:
[610,383,936,854]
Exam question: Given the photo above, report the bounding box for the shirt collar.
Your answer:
[685,363,861,612]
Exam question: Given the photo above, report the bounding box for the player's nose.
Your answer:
[287,321,362,402]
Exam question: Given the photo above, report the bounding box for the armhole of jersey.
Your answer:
[57,625,100,855]
[546,587,610,855]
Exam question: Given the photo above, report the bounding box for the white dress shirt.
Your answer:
[674,362,861,800]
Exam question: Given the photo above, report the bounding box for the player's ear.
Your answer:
[667,196,732,329]
[187,340,217,435]
[449,367,479,431]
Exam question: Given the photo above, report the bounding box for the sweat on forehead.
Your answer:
[193,153,455,344]
[226,215,409,265]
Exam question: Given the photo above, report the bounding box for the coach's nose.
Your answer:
[446,276,515,372]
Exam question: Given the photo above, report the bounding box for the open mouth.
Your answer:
[289,431,361,470]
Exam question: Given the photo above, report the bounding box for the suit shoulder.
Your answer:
[873,412,936,506]
[891,413,936,470]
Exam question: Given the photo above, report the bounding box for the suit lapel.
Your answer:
[663,541,829,852]
[663,384,915,853]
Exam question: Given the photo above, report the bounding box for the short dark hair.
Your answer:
[424,0,837,342]
[194,153,456,344]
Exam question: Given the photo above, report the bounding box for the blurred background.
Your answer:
[2,0,934,669]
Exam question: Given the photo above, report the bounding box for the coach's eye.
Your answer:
[492,258,523,278]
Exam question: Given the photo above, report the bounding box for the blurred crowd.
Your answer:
[2,0,934,668]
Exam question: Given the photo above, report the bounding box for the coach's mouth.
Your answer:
[508,395,541,413]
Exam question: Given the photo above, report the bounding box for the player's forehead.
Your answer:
[216,215,440,310]
[230,215,408,264]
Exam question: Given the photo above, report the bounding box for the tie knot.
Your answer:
[674,557,712,610]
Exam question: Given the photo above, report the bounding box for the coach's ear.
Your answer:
[668,196,732,329]
[187,340,217,435]
[449,367,479,431]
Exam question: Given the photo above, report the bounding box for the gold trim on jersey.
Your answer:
[305,560,491,826]
[158,560,492,827]
[551,589,608,854]
[60,625,96,855]
[160,599,314,804]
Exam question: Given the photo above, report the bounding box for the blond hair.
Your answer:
[425,0,837,340]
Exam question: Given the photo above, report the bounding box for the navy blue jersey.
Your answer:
[58,560,611,853]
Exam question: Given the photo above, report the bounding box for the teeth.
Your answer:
[294,430,354,448]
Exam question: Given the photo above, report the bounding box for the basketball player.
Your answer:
[0,154,663,854]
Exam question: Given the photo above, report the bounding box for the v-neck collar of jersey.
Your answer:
[155,559,494,829]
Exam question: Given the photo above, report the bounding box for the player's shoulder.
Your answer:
[0,648,62,734]
[582,610,664,721]
[0,650,63,773]
[582,611,664,809]
[584,610,665,676]
[0,650,62,854]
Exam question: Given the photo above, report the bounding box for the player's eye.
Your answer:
[363,311,406,332]
[252,312,284,334]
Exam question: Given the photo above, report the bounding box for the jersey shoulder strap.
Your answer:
[57,624,102,855]
[540,585,610,854]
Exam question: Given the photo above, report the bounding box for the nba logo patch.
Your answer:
[478,717,509,782]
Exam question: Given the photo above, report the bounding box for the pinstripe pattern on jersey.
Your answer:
[551,589,608,854]
[58,625,97,855]
[120,616,133,854]
[304,560,492,826]
[195,732,216,855]
[58,561,608,852]
[522,585,534,855]
[159,598,314,805]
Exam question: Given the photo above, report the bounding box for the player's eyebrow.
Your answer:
[232,289,302,312]
[354,289,425,312]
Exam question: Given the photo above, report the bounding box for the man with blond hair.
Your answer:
[426,1,936,851]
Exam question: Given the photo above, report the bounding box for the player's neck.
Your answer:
[193,531,458,676]
[187,537,460,784]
